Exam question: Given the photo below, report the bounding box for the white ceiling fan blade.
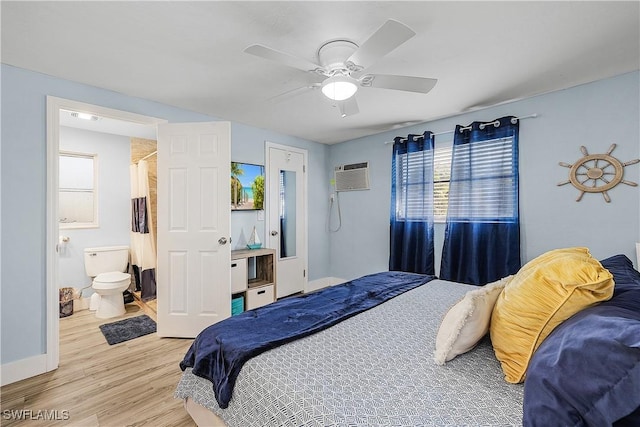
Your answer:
[244,44,322,73]
[267,83,321,104]
[346,20,416,71]
[363,74,437,94]
[338,97,359,117]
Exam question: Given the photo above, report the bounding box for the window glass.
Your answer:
[59,152,97,228]
[433,146,452,222]
[395,145,452,223]
[447,136,517,221]
[394,146,434,221]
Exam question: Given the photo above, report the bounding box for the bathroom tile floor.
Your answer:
[0,303,196,427]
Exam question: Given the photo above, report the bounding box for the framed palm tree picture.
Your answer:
[231,162,265,210]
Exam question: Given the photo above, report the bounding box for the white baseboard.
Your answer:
[306,277,346,293]
[1,354,47,386]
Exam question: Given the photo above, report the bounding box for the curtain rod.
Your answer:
[385,113,538,144]
[140,150,157,161]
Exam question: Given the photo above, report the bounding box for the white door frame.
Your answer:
[264,141,308,294]
[44,97,166,376]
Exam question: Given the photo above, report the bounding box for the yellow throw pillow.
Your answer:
[490,247,614,383]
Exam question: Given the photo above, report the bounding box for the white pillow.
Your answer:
[434,276,513,365]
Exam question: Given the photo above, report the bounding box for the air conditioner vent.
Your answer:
[334,162,370,191]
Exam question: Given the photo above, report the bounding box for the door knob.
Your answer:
[218,237,228,245]
[271,230,278,236]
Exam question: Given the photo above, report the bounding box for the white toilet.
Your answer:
[84,246,131,319]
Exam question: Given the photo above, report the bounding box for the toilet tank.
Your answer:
[84,246,130,277]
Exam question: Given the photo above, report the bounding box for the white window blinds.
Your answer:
[433,146,452,221]
[446,136,517,221]
[394,149,434,221]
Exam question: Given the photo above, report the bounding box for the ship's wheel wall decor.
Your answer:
[558,144,639,202]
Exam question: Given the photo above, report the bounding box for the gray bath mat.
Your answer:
[99,314,156,345]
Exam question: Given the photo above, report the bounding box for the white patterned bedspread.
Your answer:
[175,279,524,426]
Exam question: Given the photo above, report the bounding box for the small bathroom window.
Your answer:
[59,151,98,229]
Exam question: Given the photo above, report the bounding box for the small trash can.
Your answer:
[59,287,74,318]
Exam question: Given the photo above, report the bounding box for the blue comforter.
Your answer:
[180,271,434,408]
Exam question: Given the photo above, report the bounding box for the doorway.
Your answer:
[45,97,166,372]
[265,142,308,298]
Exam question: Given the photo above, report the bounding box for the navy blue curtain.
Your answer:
[440,116,521,285]
[131,197,148,292]
[389,132,435,275]
[131,197,149,233]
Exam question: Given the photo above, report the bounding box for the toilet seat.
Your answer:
[93,272,130,290]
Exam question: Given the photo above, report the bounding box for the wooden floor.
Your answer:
[132,291,157,314]
[1,302,196,427]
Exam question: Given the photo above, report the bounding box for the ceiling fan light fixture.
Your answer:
[321,75,358,101]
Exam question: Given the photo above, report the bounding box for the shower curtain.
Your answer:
[130,160,157,301]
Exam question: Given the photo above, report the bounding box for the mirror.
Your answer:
[279,170,297,258]
[59,151,97,228]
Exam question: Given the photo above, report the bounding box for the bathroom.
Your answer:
[58,110,158,317]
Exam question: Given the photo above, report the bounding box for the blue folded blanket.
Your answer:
[180,271,434,408]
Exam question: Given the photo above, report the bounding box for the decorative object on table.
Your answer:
[99,314,157,345]
[558,144,638,202]
[247,226,262,249]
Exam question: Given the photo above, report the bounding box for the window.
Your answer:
[394,144,452,222]
[394,148,433,221]
[447,136,517,222]
[433,146,452,222]
[59,151,97,228]
[396,140,513,223]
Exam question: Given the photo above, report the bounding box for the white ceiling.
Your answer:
[2,1,639,144]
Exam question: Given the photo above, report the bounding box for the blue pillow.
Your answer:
[523,256,640,427]
[600,254,640,296]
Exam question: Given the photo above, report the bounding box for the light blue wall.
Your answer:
[328,71,640,280]
[58,126,131,294]
[2,62,637,368]
[231,123,332,282]
[0,64,330,365]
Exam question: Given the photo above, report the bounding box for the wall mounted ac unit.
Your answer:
[334,162,370,191]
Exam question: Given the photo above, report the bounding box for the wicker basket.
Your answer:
[59,287,74,318]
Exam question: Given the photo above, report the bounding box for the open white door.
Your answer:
[266,143,307,298]
[157,122,231,338]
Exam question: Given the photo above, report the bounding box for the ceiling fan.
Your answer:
[244,19,437,117]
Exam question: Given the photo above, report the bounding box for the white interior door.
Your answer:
[266,143,307,298]
[157,122,231,338]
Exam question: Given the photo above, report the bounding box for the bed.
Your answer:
[175,252,640,427]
